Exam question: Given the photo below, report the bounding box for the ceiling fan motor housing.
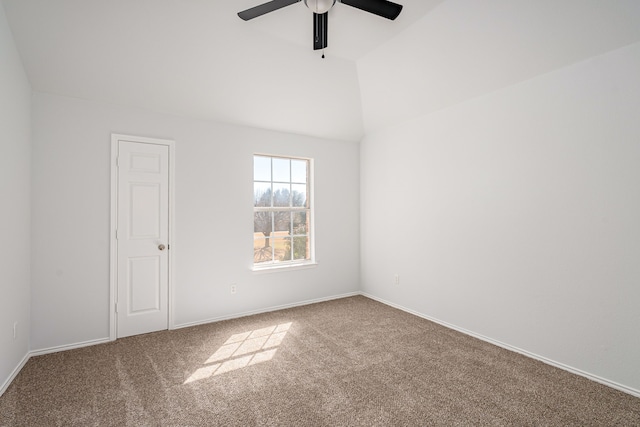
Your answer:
[304,0,336,14]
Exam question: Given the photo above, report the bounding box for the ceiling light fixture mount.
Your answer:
[304,0,336,14]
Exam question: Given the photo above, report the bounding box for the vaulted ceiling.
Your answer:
[3,0,640,142]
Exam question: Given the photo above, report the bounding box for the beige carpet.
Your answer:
[1,296,639,426]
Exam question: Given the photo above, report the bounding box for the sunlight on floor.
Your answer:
[184,322,292,384]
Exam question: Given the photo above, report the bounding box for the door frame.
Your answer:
[109,133,176,341]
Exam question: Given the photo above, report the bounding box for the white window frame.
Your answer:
[252,154,316,271]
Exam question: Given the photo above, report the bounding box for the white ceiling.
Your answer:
[358,0,640,133]
[3,1,640,142]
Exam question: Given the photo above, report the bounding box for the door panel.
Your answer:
[116,140,170,338]
[128,256,161,313]
[130,183,161,238]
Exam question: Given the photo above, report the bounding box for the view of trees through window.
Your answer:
[254,155,311,266]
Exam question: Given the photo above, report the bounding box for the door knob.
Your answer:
[158,244,166,251]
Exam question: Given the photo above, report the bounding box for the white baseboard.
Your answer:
[29,337,112,357]
[0,352,30,397]
[1,292,359,396]
[173,291,361,330]
[361,292,640,399]
[1,338,112,398]
[6,292,637,401]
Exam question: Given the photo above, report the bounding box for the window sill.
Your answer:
[252,262,318,274]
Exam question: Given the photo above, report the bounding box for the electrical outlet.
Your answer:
[231,284,237,294]
[394,274,400,285]
[13,322,18,340]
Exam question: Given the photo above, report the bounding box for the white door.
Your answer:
[115,138,171,338]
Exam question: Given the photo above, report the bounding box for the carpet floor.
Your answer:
[1,295,639,426]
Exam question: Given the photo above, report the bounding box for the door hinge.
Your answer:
[115,302,118,313]
[115,229,118,239]
[116,156,119,167]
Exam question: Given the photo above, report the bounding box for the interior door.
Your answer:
[116,139,170,338]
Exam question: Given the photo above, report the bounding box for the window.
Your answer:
[253,155,313,268]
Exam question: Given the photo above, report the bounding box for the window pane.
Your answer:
[254,238,273,263]
[272,158,290,183]
[292,236,310,260]
[254,182,272,207]
[292,211,309,235]
[291,160,307,183]
[254,212,273,234]
[272,238,290,261]
[274,211,291,233]
[291,184,307,207]
[253,154,312,267]
[254,156,271,182]
[273,183,290,207]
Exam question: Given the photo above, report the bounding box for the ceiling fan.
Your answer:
[238,0,403,53]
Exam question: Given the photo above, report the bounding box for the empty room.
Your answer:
[1,0,639,425]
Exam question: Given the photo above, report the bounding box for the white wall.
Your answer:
[31,93,360,351]
[360,42,640,393]
[0,3,31,393]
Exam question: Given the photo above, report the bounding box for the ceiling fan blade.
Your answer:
[313,12,328,50]
[341,0,402,20]
[238,0,300,21]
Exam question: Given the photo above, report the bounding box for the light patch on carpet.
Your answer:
[184,322,292,384]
